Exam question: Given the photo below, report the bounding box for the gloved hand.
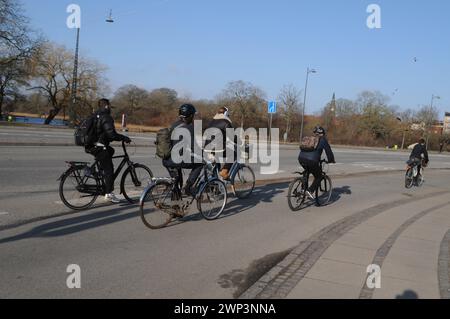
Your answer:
[123,136,132,144]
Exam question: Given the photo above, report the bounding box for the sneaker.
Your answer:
[105,193,121,204]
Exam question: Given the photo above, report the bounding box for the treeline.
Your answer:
[1,0,447,150]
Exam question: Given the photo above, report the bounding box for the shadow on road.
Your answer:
[167,182,288,227]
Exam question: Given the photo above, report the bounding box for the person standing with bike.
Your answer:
[298,126,336,197]
[86,99,132,203]
[409,138,429,184]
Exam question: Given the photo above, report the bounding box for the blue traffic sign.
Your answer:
[268,101,277,114]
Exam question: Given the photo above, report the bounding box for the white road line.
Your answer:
[0,212,10,216]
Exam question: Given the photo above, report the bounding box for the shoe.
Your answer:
[105,193,121,204]
[220,169,230,180]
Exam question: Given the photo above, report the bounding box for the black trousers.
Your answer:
[299,159,322,192]
[162,159,203,188]
[90,146,115,194]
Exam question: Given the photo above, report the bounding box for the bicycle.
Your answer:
[59,141,153,210]
[206,149,256,199]
[287,160,333,211]
[405,158,426,189]
[139,154,228,229]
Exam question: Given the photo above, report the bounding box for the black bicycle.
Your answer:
[59,141,153,210]
[405,158,426,189]
[288,160,333,211]
[139,156,228,229]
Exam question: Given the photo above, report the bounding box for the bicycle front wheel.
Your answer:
[140,181,175,229]
[59,167,100,211]
[232,165,256,199]
[198,179,228,220]
[122,164,153,203]
[316,175,333,207]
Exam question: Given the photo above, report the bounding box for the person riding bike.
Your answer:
[298,126,336,196]
[163,104,203,197]
[86,98,132,203]
[409,138,429,182]
[205,106,235,180]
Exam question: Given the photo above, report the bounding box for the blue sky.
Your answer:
[22,0,450,117]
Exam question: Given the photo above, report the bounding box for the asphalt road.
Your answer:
[1,125,450,298]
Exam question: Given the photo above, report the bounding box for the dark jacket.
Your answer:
[410,143,429,162]
[96,109,127,147]
[170,119,200,162]
[299,136,336,163]
[206,114,234,151]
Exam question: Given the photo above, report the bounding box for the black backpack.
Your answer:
[75,114,99,147]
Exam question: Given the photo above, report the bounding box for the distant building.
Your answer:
[444,112,450,134]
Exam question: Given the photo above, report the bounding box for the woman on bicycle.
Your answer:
[298,126,336,195]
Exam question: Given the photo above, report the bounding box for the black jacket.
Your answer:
[410,143,429,162]
[299,136,336,163]
[170,119,201,161]
[96,109,127,146]
[206,114,234,151]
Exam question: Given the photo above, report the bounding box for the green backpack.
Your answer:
[155,128,174,160]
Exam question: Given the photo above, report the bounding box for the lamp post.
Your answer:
[69,27,80,125]
[426,94,441,148]
[300,68,317,142]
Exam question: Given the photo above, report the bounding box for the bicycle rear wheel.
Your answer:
[140,181,175,229]
[405,169,414,189]
[316,175,333,207]
[59,167,100,211]
[198,179,228,220]
[232,165,256,199]
[121,164,153,203]
[287,177,308,211]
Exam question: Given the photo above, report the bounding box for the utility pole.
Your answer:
[299,68,317,142]
[69,27,80,125]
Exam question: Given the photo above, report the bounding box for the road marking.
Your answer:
[0,212,10,216]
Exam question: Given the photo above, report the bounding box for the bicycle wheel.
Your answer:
[198,179,228,220]
[140,180,175,229]
[287,177,307,211]
[232,165,256,199]
[405,169,414,189]
[316,175,333,207]
[59,167,100,211]
[121,164,153,203]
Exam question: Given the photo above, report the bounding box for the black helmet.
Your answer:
[313,126,326,136]
[179,104,197,118]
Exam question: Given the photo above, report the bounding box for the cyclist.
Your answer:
[86,98,131,203]
[409,138,429,182]
[163,104,203,197]
[298,126,336,197]
[206,106,235,180]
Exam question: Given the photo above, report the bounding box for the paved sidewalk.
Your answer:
[241,191,450,299]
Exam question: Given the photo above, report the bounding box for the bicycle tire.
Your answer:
[198,179,228,220]
[405,169,414,189]
[287,177,307,211]
[232,165,256,199]
[316,175,333,207]
[140,180,174,229]
[121,164,154,203]
[59,167,99,211]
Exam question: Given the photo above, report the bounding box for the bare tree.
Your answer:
[0,0,41,118]
[29,42,107,124]
[218,80,266,128]
[278,84,301,140]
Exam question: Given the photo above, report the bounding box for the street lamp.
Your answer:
[426,94,441,147]
[300,68,317,142]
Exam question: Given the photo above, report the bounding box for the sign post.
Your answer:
[268,101,277,144]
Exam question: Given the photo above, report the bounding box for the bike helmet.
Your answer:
[313,126,326,136]
[179,104,197,118]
